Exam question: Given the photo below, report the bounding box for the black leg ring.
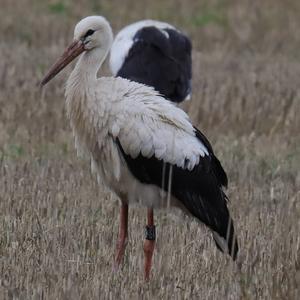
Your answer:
[145,225,156,240]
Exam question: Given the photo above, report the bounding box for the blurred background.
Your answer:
[0,0,299,299]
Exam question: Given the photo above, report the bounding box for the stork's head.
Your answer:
[41,16,113,86]
[74,16,113,51]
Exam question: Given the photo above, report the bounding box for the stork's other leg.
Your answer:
[114,202,128,271]
[143,208,156,281]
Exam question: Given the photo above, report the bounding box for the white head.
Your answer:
[41,16,113,85]
[74,16,113,51]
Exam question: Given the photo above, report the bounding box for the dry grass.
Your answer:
[0,0,299,299]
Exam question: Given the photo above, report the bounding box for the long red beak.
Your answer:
[41,40,85,86]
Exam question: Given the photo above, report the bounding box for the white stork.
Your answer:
[109,20,192,103]
[41,16,238,280]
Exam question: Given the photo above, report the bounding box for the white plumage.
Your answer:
[41,16,238,280]
[66,72,207,205]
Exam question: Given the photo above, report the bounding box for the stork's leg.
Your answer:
[114,202,128,271]
[143,208,156,281]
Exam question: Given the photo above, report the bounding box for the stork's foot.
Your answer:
[143,224,156,281]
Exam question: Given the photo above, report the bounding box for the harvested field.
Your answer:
[0,1,299,299]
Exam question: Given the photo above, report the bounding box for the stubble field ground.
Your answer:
[0,0,299,299]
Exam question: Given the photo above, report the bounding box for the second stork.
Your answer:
[109,20,192,103]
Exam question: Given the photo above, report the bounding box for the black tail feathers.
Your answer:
[212,217,238,260]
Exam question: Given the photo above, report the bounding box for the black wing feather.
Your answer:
[116,128,238,260]
[194,127,228,187]
[117,26,192,103]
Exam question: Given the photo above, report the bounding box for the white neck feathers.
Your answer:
[68,46,107,89]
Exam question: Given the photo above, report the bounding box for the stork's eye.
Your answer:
[84,29,95,38]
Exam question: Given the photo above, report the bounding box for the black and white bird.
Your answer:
[41,16,238,280]
[109,20,192,103]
